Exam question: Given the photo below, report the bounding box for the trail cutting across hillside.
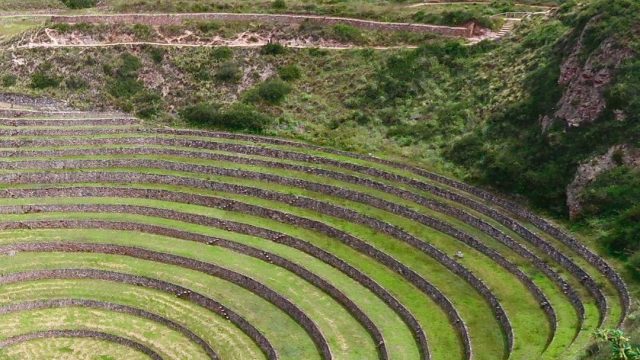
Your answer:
[0,10,549,50]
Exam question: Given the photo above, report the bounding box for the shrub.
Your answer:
[107,53,145,98]
[594,329,640,359]
[132,91,163,119]
[308,48,329,57]
[131,24,153,40]
[30,72,60,89]
[278,65,301,81]
[489,0,515,13]
[272,0,286,9]
[211,47,233,61]
[331,24,363,42]
[215,62,242,83]
[147,47,166,64]
[1,74,17,87]
[626,251,640,281]
[108,77,144,98]
[252,79,292,104]
[117,53,142,78]
[193,67,212,82]
[195,21,221,34]
[261,42,287,55]
[601,206,640,257]
[61,0,97,9]
[65,76,88,90]
[179,102,273,132]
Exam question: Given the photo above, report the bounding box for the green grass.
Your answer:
[0,120,627,359]
[0,226,420,359]
[0,250,320,359]
[0,307,208,359]
[0,136,611,356]
[0,278,263,359]
[0,154,554,355]
[0,0,63,11]
[0,165,510,354]
[0,196,461,360]
[0,17,45,42]
[0,337,148,360]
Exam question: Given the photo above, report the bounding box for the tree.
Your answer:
[594,329,640,360]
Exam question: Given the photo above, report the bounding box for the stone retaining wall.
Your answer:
[0,329,162,360]
[158,131,612,326]
[3,157,553,346]
[0,175,472,359]
[0,144,584,331]
[0,187,430,360]
[0,299,218,360]
[50,13,472,37]
[0,269,277,359]
[0,218,386,360]
[0,118,140,127]
[0,240,330,360]
[0,133,596,329]
[199,128,629,322]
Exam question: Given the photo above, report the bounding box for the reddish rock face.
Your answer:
[552,18,632,129]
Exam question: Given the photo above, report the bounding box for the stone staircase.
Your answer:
[467,18,520,45]
[496,18,520,38]
[467,10,551,45]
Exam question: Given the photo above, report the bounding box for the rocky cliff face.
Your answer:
[551,18,632,129]
[548,14,637,217]
[567,144,640,219]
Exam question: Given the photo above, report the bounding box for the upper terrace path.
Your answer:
[1,9,550,50]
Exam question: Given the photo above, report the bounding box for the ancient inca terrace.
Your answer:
[0,108,628,360]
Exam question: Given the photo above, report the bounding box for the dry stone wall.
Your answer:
[50,13,472,37]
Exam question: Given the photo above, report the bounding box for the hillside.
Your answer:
[0,0,638,359]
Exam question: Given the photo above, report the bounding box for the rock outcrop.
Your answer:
[567,144,640,219]
[549,17,632,129]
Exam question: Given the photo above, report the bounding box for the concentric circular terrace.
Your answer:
[0,109,628,360]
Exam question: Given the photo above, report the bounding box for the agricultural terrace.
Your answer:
[0,108,626,359]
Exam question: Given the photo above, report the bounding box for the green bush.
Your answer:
[253,79,292,104]
[195,21,221,34]
[581,167,640,219]
[131,24,153,40]
[413,9,496,29]
[626,251,640,281]
[261,43,287,55]
[272,0,286,9]
[108,77,144,98]
[331,24,363,42]
[132,91,163,119]
[117,53,142,77]
[65,76,88,90]
[211,47,233,61]
[1,74,17,87]
[30,72,61,89]
[107,53,145,98]
[147,47,166,64]
[179,103,273,132]
[603,205,640,258]
[215,62,242,83]
[278,65,301,81]
[61,0,97,9]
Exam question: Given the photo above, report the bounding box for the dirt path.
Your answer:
[406,1,553,9]
[1,12,469,36]
[2,9,545,50]
[13,39,419,51]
